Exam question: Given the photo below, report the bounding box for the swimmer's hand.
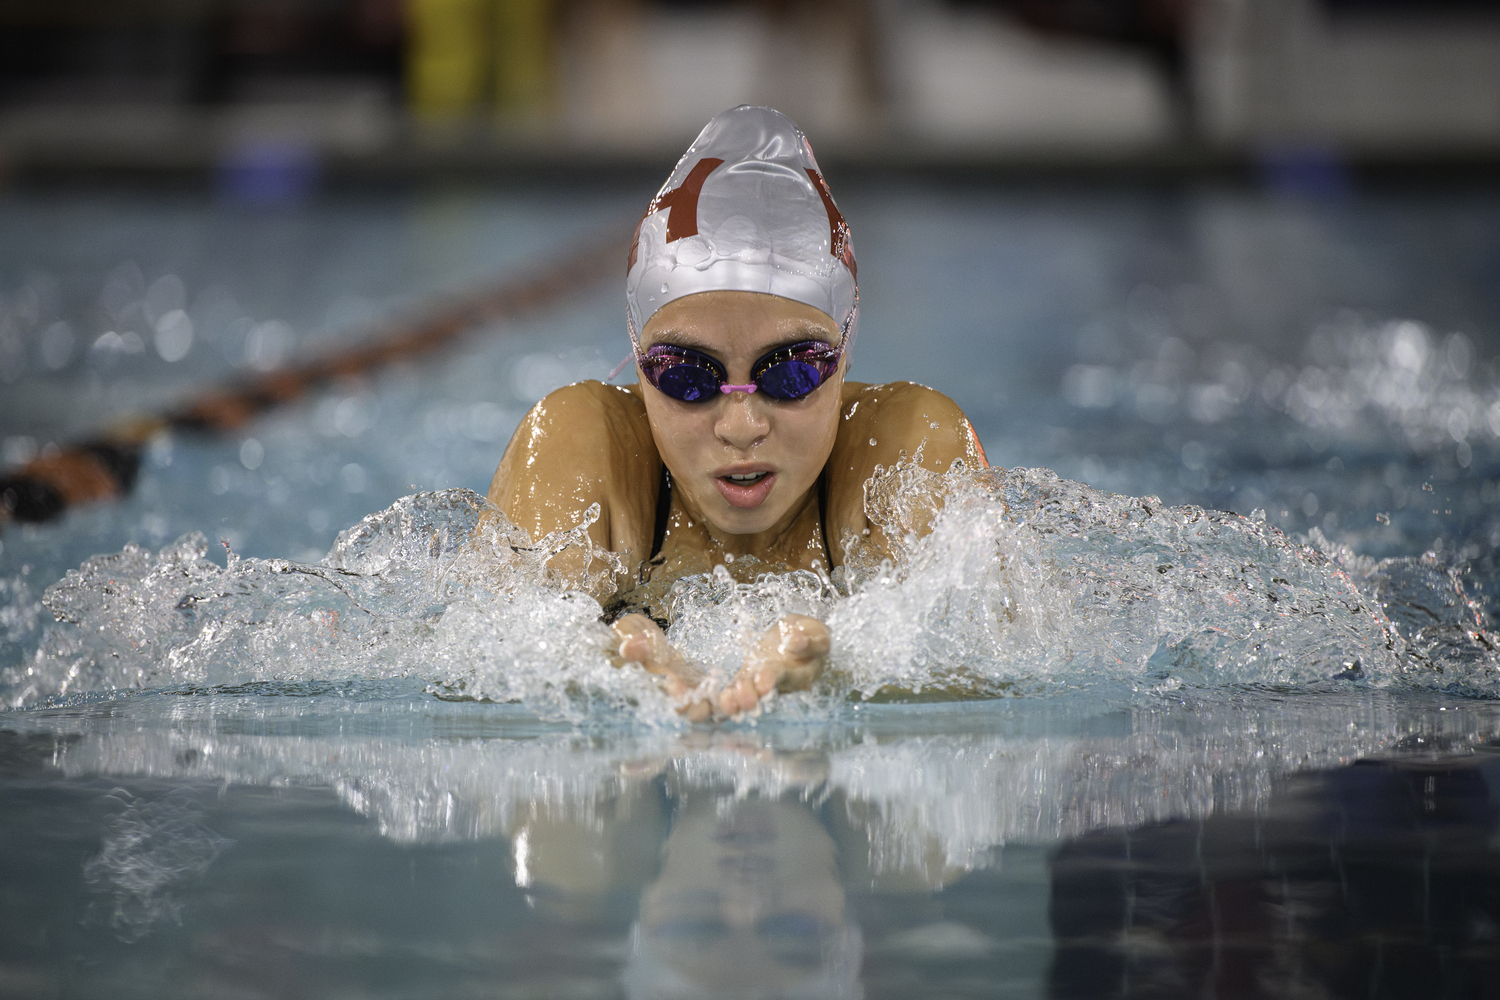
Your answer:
[610,613,829,721]
[610,614,714,722]
[715,614,829,718]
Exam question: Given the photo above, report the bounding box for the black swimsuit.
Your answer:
[602,465,834,625]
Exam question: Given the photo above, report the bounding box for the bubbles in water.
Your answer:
[83,791,230,943]
[152,309,194,362]
[333,395,373,437]
[238,438,264,471]
[6,458,1497,719]
[92,330,144,356]
[1061,311,1500,469]
[244,320,292,371]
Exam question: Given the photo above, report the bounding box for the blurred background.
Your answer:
[0,0,1496,175]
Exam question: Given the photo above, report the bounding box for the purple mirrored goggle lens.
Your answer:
[639,341,842,403]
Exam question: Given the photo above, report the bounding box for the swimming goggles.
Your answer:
[636,328,847,403]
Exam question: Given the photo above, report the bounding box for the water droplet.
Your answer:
[869,438,877,446]
[1375,512,1390,525]
[238,438,264,471]
[660,283,669,294]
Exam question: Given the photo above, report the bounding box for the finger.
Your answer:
[779,616,830,657]
[799,625,831,657]
[752,662,784,696]
[716,674,759,717]
[656,673,688,699]
[615,621,681,678]
[779,629,809,657]
[611,614,659,662]
[728,654,778,700]
[612,612,656,635]
[616,631,650,665]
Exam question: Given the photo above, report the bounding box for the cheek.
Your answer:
[645,400,714,464]
[778,400,840,461]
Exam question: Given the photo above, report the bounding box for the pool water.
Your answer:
[3,177,1500,997]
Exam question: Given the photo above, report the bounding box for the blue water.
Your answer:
[3,178,1500,997]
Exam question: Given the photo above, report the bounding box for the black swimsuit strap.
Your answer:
[650,463,672,560]
[649,464,833,567]
[817,470,832,568]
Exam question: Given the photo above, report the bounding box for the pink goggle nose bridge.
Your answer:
[719,383,758,394]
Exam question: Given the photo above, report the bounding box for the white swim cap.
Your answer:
[626,106,858,346]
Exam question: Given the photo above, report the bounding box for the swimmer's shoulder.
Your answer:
[488,380,659,555]
[501,380,654,460]
[531,377,647,419]
[824,382,988,546]
[832,381,987,475]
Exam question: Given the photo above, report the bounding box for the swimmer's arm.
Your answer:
[824,381,988,557]
[486,381,658,603]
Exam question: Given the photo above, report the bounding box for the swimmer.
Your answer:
[488,106,986,720]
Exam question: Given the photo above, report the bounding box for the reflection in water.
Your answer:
[618,794,861,998]
[1051,753,1500,999]
[27,690,1500,855]
[8,690,1500,996]
[83,789,232,942]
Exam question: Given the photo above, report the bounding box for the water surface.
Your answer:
[3,178,1500,997]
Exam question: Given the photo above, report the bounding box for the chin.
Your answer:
[707,492,791,535]
[710,507,782,537]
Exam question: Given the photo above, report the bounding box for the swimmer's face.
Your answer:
[639,799,847,990]
[637,291,845,541]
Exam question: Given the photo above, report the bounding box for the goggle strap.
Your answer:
[606,352,635,381]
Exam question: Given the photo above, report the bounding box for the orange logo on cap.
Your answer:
[627,157,724,270]
[806,168,856,280]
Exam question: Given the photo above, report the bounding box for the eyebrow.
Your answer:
[647,323,837,356]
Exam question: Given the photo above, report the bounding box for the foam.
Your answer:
[5,454,1495,717]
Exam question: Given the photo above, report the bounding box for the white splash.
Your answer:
[3,459,1496,717]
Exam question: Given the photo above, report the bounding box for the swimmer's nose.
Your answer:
[714,390,769,450]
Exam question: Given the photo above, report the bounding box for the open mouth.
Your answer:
[714,469,777,509]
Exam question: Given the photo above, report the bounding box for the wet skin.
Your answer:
[487,290,986,719]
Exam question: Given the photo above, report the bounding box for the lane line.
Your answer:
[1,226,626,526]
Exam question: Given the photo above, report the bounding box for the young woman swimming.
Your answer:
[488,106,986,720]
